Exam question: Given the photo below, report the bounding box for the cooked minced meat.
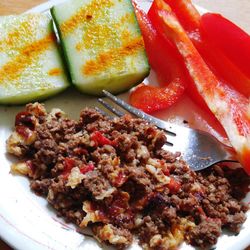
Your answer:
[7,103,250,250]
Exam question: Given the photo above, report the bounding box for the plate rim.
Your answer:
[0,1,249,250]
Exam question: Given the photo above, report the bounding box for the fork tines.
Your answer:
[97,98,125,117]
[98,90,176,136]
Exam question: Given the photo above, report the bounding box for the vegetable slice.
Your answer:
[152,0,250,175]
[51,0,150,96]
[148,0,208,111]
[162,0,201,32]
[0,14,69,104]
[133,1,189,85]
[162,0,250,97]
[201,13,250,79]
[129,2,187,113]
[129,82,185,113]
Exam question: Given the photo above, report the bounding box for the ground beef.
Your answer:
[188,218,222,248]
[7,103,250,250]
[30,178,52,196]
[137,216,160,244]
[83,170,115,199]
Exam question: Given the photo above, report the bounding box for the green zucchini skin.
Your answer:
[51,0,150,96]
[0,14,69,105]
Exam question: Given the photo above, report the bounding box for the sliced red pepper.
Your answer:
[129,82,185,113]
[148,0,228,141]
[194,38,250,98]
[91,131,114,146]
[201,13,250,80]
[148,1,209,112]
[129,2,188,113]
[162,0,250,97]
[133,1,189,84]
[152,0,250,175]
[162,0,201,31]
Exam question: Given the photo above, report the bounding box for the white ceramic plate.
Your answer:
[0,1,249,250]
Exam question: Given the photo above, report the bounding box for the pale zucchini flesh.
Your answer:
[51,0,150,96]
[0,14,69,104]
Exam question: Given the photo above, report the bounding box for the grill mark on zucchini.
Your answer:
[83,36,144,75]
[0,34,55,84]
[48,68,62,76]
[60,0,113,36]
[0,16,37,53]
[75,12,136,52]
[76,23,117,52]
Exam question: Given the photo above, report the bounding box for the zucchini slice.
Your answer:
[51,0,150,96]
[0,14,69,104]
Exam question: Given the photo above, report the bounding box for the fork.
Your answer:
[97,90,238,171]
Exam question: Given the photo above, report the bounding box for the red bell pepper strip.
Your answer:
[148,0,227,140]
[147,0,209,111]
[129,82,185,113]
[151,0,250,175]
[161,0,201,32]
[194,38,250,97]
[133,1,189,84]
[161,0,250,97]
[201,13,250,79]
[128,2,188,113]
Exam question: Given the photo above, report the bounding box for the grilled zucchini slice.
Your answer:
[0,14,69,104]
[51,0,150,96]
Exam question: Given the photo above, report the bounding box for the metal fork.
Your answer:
[97,90,237,171]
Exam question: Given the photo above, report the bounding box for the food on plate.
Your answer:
[7,103,249,249]
[130,0,229,146]
[130,1,215,118]
[129,2,188,113]
[0,14,69,104]
[162,0,250,98]
[145,0,250,175]
[129,82,185,113]
[201,13,250,80]
[51,0,150,96]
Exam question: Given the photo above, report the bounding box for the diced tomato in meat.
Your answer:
[26,160,35,174]
[62,158,75,178]
[114,171,127,187]
[80,163,95,174]
[168,178,181,193]
[91,131,114,146]
[15,111,35,130]
[74,147,88,155]
[16,125,33,140]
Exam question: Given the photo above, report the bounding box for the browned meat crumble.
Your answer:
[7,103,250,250]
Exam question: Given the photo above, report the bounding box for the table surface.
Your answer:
[0,0,250,249]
